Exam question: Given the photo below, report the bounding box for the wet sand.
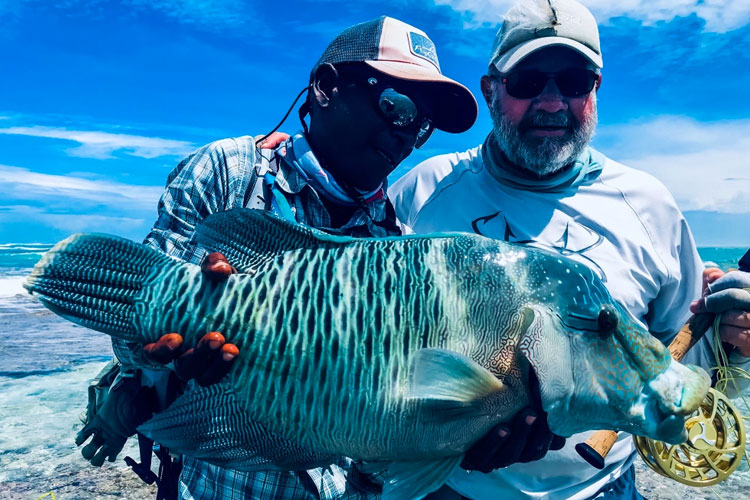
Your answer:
[0,463,157,500]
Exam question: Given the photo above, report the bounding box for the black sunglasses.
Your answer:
[364,77,435,149]
[500,68,601,99]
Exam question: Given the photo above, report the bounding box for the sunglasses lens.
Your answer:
[504,71,547,99]
[375,86,432,148]
[379,88,418,127]
[557,69,598,97]
[503,69,598,99]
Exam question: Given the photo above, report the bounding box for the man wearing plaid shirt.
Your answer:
[76,16,479,500]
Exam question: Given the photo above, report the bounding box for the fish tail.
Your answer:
[23,233,174,341]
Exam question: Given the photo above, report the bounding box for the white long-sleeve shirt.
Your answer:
[390,144,742,500]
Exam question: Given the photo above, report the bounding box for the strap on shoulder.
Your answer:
[243,147,281,210]
[243,146,297,222]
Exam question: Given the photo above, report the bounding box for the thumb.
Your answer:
[75,422,95,446]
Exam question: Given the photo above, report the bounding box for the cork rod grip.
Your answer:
[575,313,714,469]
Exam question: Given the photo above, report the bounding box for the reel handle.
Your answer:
[576,313,715,469]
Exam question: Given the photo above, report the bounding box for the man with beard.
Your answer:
[391,0,750,499]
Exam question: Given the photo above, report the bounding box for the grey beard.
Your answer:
[490,100,597,177]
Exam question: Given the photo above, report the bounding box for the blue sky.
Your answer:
[1,0,749,246]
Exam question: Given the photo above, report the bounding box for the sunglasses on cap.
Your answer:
[364,77,435,149]
[499,68,601,100]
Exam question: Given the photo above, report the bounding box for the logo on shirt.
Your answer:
[471,211,607,280]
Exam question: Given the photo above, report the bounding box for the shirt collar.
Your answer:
[481,133,603,193]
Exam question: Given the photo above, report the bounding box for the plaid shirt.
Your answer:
[119,135,397,500]
[143,135,398,264]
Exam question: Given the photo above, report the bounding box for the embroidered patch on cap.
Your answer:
[408,32,439,70]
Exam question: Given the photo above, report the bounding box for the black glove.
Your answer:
[75,373,158,466]
[461,370,565,473]
[704,271,750,313]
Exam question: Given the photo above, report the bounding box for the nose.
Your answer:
[534,79,567,113]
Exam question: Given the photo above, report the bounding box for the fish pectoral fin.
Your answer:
[359,455,463,500]
[194,208,355,273]
[408,348,504,418]
[138,382,334,471]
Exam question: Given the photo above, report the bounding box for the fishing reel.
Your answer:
[633,388,746,486]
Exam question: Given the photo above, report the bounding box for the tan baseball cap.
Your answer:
[490,0,603,73]
[313,16,477,134]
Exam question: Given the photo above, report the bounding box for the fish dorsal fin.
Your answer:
[359,455,463,500]
[408,348,504,419]
[195,208,356,273]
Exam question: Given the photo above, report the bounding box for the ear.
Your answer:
[480,75,496,107]
[594,73,602,92]
[311,63,340,108]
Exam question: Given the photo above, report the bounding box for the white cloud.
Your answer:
[0,165,163,210]
[434,0,750,33]
[0,126,194,159]
[595,116,750,213]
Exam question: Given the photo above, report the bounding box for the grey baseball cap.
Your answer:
[312,16,477,134]
[489,0,603,73]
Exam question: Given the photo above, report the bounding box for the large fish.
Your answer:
[24,209,709,500]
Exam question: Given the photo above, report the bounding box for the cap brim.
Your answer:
[364,60,478,134]
[493,37,603,73]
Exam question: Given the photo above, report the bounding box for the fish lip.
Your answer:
[647,360,710,417]
[644,398,689,443]
[638,362,711,443]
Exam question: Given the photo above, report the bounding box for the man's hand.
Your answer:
[255,132,290,150]
[143,331,239,385]
[690,268,750,357]
[460,370,565,473]
[201,251,237,281]
[76,375,157,466]
[142,252,240,384]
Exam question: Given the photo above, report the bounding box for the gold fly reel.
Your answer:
[634,388,746,486]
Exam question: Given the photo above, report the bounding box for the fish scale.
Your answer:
[24,208,712,500]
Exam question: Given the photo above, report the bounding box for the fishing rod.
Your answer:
[576,250,750,486]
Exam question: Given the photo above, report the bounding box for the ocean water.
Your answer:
[699,247,748,271]
[0,244,150,499]
[0,243,747,499]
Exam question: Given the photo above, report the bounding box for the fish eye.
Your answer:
[597,305,618,339]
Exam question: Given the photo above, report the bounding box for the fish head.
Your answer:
[516,262,710,444]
